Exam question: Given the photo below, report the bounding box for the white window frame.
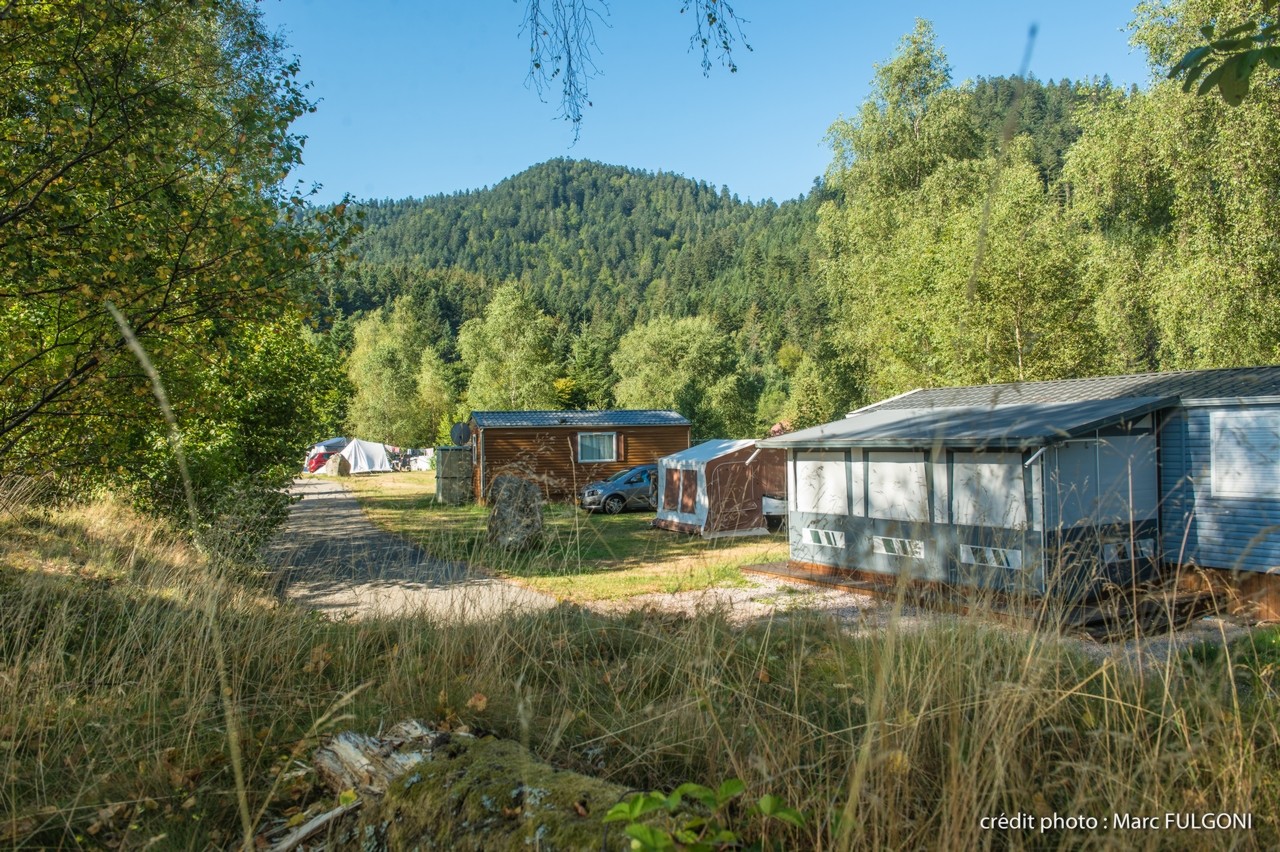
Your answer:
[1211,411,1280,498]
[577,431,617,463]
[793,451,849,515]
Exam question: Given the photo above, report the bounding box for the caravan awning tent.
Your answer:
[654,439,786,538]
[341,438,392,474]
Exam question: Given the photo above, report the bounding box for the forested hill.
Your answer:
[328,158,824,335]
[332,23,1280,451]
[328,75,1109,328]
[326,72,1146,446]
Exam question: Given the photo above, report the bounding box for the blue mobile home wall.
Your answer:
[1160,404,1280,573]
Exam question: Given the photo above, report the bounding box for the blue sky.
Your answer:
[259,1,1153,205]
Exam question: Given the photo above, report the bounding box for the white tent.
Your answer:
[334,438,392,474]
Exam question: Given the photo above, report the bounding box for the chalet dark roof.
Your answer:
[871,365,1280,410]
[759,366,1280,450]
[759,397,1175,450]
[470,410,690,428]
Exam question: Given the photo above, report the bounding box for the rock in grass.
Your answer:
[486,475,544,551]
[310,722,634,851]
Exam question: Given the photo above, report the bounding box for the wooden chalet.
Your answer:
[469,410,692,503]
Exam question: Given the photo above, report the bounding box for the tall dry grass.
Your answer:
[1,481,1277,849]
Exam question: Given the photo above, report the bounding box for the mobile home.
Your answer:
[758,367,1280,599]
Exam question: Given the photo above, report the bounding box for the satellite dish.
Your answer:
[449,422,471,446]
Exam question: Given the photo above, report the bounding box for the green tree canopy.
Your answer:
[612,315,751,436]
[1064,21,1280,369]
[345,297,455,446]
[819,23,1103,398]
[825,19,980,198]
[0,0,347,485]
[457,283,561,410]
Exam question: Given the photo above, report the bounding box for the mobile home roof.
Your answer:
[758,396,1175,450]
[871,365,1280,411]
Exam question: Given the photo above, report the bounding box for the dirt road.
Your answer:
[264,477,556,620]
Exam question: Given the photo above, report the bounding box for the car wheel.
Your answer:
[603,495,626,515]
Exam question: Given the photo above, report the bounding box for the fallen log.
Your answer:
[300,720,638,851]
[270,802,361,852]
[312,720,450,796]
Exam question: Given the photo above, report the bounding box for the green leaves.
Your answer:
[612,315,752,437]
[0,0,352,515]
[602,778,806,850]
[456,283,561,411]
[1168,9,1280,105]
[604,792,669,824]
[752,793,806,829]
[345,298,452,446]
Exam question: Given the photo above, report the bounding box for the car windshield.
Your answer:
[606,469,635,482]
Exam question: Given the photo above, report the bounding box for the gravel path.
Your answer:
[263,477,556,621]
[584,574,945,632]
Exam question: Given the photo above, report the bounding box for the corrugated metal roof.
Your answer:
[660,438,756,467]
[870,365,1280,411]
[470,410,690,428]
[759,396,1175,450]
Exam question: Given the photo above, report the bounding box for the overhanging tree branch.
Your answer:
[520,0,750,140]
[1168,0,1279,104]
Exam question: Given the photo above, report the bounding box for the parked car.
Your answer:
[306,451,336,473]
[579,464,658,514]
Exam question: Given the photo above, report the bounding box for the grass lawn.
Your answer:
[5,489,1276,849]
[342,470,785,601]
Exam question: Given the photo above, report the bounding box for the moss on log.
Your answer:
[313,723,636,851]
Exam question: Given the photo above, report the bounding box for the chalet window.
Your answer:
[1211,411,1280,497]
[578,432,617,463]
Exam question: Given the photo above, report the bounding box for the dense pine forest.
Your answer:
[331,9,1280,448]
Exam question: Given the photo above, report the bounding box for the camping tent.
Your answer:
[654,439,786,538]
[321,438,392,475]
[312,436,349,453]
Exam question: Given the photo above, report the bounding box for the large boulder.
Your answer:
[321,727,636,851]
[486,475,543,550]
[322,454,352,477]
